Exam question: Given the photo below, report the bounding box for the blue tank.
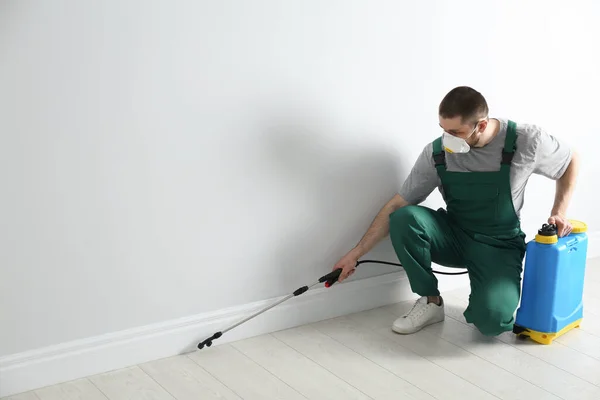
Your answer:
[513,220,588,344]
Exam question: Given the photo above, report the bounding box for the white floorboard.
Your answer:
[35,379,108,400]
[442,289,600,387]
[231,333,372,400]
[5,259,600,400]
[310,314,499,400]
[88,366,175,400]
[273,325,435,400]
[3,394,40,400]
[425,314,600,400]
[187,343,307,400]
[139,355,242,400]
[348,306,561,400]
[554,327,600,360]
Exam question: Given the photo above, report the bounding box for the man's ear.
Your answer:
[478,119,488,132]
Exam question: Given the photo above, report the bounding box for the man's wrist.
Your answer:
[349,246,365,260]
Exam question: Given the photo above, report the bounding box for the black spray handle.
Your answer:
[318,268,343,288]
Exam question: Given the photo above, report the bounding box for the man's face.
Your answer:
[439,116,487,147]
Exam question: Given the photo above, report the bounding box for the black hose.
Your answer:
[356,259,468,275]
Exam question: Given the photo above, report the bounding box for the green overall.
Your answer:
[389,120,526,336]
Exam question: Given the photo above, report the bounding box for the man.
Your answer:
[332,86,579,336]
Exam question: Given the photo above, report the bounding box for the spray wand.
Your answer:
[197,259,466,349]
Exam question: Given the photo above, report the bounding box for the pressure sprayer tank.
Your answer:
[513,220,588,344]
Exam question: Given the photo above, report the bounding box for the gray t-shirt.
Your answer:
[399,118,572,216]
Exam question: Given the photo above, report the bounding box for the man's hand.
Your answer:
[332,251,359,283]
[548,215,572,237]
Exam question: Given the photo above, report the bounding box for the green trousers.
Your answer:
[389,205,526,336]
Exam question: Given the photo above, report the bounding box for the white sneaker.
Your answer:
[392,296,445,334]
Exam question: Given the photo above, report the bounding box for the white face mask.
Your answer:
[442,131,471,153]
[441,120,484,153]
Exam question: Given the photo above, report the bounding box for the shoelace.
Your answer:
[403,300,426,319]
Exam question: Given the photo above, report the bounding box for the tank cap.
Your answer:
[538,223,557,236]
[569,219,587,233]
[535,223,558,244]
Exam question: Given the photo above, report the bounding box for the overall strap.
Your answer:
[432,137,446,176]
[501,120,517,173]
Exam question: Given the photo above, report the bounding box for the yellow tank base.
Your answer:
[515,319,582,345]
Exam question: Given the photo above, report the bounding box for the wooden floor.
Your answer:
[6,258,600,400]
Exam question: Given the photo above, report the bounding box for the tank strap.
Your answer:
[501,120,517,167]
[432,137,446,175]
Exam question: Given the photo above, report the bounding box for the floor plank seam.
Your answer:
[430,299,590,398]
[265,332,376,400]
[270,331,385,399]
[230,343,310,400]
[305,324,441,400]
[430,332,565,399]
[578,326,600,340]
[84,378,110,400]
[184,353,248,400]
[441,292,600,379]
[329,311,503,400]
[370,305,563,400]
[136,364,180,400]
[554,339,600,362]
[82,377,110,400]
[442,312,600,390]
[365,309,531,400]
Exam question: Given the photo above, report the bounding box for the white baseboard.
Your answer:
[3,228,597,398]
[2,267,471,398]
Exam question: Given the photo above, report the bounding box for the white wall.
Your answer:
[1,0,598,357]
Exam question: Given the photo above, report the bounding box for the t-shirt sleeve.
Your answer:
[531,126,573,179]
[398,143,440,204]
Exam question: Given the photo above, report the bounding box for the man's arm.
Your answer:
[549,150,580,236]
[529,124,580,237]
[333,194,409,282]
[349,193,409,259]
[332,143,439,282]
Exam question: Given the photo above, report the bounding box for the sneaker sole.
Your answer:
[391,314,445,335]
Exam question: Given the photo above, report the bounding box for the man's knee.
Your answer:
[468,308,514,336]
[389,205,425,233]
[465,285,520,336]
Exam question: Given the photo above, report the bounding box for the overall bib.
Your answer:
[389,120,527,336]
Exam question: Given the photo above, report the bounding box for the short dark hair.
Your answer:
[439,86,489,125]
